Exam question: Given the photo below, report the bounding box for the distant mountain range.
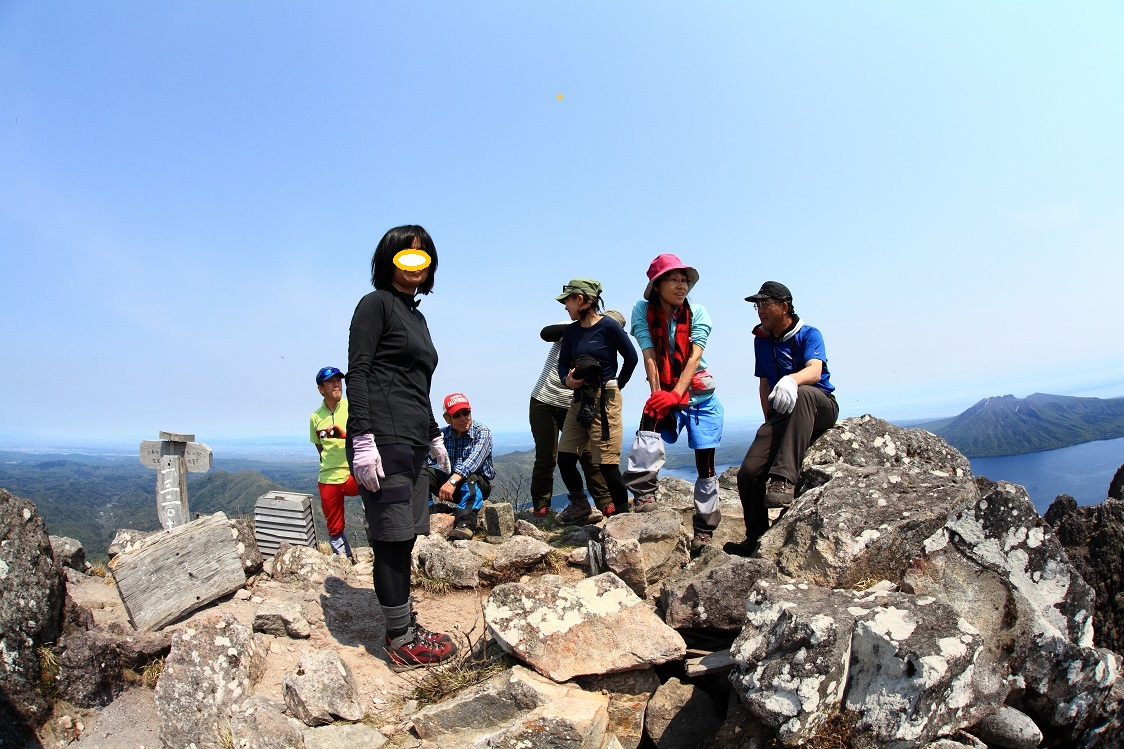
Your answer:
[916,393,1124,458]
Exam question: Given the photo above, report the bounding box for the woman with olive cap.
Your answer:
[554,278,638,524]
[623,253,724,553]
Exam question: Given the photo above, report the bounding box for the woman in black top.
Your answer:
[346,225,456,669]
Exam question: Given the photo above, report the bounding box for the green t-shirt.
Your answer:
[310,398,350,484]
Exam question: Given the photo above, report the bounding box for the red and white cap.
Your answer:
[443,392,471,416]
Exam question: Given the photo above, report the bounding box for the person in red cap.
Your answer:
[309,365,360,560]
[427,393,495,541]
[623,254,725,553]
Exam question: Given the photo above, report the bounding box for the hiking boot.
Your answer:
[763,477,795,508]
[534,506,550,518]
[633,495,657,512]
[447,524,474,542]
[411,612,453,646]
[557,500,593,525]
[601,502,629,517]
[385,626,457,671]
[690,531,712,554]
[723,538,758,557]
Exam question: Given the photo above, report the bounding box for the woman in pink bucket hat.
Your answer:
[623,253,725,553]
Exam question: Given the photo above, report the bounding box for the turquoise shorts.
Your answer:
[660,394,724,450]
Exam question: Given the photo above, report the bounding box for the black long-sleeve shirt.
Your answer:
[557,316,638,389]
[346,289,440,447]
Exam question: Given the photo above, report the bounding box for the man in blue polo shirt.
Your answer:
[726,282,839,557]
[428,393,496,541]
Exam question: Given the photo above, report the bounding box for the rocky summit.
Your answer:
[2,415,1124,748]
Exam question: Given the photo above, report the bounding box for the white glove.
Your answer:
[430,436,451,474]
[768,376,799,414]
[351,433,385,492]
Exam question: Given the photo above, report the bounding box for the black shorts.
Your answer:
[358,443,430,543]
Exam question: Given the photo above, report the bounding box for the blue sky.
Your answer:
[2,2,1122,448]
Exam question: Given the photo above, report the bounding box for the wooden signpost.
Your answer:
[139,431,213,530]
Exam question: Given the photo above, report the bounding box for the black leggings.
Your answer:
[371,538,415,608]
[695,448,716,479]
[558,452,627,506]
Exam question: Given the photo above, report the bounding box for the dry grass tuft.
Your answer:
[850,576,882,592]
[38,646,60,699]
[88,563,109,578]
[409,640,512,706]
[142,657,165,687]
[804,710,859,749]
[317,541,332,556]
[414,572,453,596]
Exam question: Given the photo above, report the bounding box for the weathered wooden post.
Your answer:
[139,431,213,530]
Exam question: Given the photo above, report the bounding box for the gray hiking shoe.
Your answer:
[633,495,657,512]
[764,477,795,508]
[557,500,593,525]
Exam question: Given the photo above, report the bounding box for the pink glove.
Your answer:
[351,433,384,492]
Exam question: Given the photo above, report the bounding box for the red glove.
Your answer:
[644,391,687,420]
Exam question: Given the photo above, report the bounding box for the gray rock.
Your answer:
[0,488,65,730]
[231,517,265,576]
[54,629,124,708]
[730,580,1003,748]
[254,601,312,639]
[270,544,352,587]
[569,546,589,567]
[602,509,688,598]
[577,669,660,749]
[485,572,686,682]
[107,528,157,557]
[50,535,88,571]
[231,695,307,749]
[708,701,769,749]
[154,611,266,749]
[490,534,554,574]
[484,500,516,542]
[412,665,610,748]
[660,548,777,631]
[969,706,1042,749]
[644,677,721,749]
[655,477,696,511]
[302,721,387,749]
[413,533,484,587]
[282,650,363,726]
[513,518,547,540]
[102,623,172,671]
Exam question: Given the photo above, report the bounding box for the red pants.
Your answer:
[318,475,360,536]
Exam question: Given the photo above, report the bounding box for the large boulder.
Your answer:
[644,676,721,749]
[53,629,124,708]
[758,417,979,588]
[601,509,688,598]
[412,664,611,748]
[1044,494,1124,653]
[0,488,65,732]
[154,611,267,749]
[730,580,1003,748]
[660,547,777,631]
[49,535,88,572]
[485,572,686,682]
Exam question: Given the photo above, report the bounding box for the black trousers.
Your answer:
[528,396,610,511]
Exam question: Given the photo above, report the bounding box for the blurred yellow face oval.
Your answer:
[393,249,431,271]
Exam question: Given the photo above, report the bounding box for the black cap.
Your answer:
[745,281,792,303]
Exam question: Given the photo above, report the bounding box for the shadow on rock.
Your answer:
[319,575,384,656]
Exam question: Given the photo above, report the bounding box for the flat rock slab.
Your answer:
[283,650,363,726]
[485,572,686,682]
[113,512,247,631]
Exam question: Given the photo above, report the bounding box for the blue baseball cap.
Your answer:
[315,366,344,386]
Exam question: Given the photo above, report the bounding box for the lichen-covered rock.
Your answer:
[412,665,610,748]
[282,650,363,726]
[730,580,1003,748]
[602,509,688,598]
[645,677,721,749]
[107,528,157,557]
[1045,494,1124,653]
[230,695,306,749]
[50,535,88,571]
[231,517,265,576]
[154,611,266,749]
[54,629,124,708]
[302,721,388,749]
[412,533,484,587]
[969,706,1042,749]
[270,543,351,587]
[660,547,777,631]
[514,518,547,540]
[485,572,686,682]
[490,534,553,574]
[484,500,516,543]
[254,601,311,639]
[0,488,65,730]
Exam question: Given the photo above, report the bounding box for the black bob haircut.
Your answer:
[370,225,438,294]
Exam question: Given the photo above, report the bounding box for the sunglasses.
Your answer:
[450,410,472,418]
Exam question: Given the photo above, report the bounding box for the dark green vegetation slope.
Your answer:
[917,393,1124,458]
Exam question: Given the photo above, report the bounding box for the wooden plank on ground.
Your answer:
[686,648,734,678]
[113,512,246,632]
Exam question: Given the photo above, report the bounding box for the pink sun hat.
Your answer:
[643,254,699,301]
